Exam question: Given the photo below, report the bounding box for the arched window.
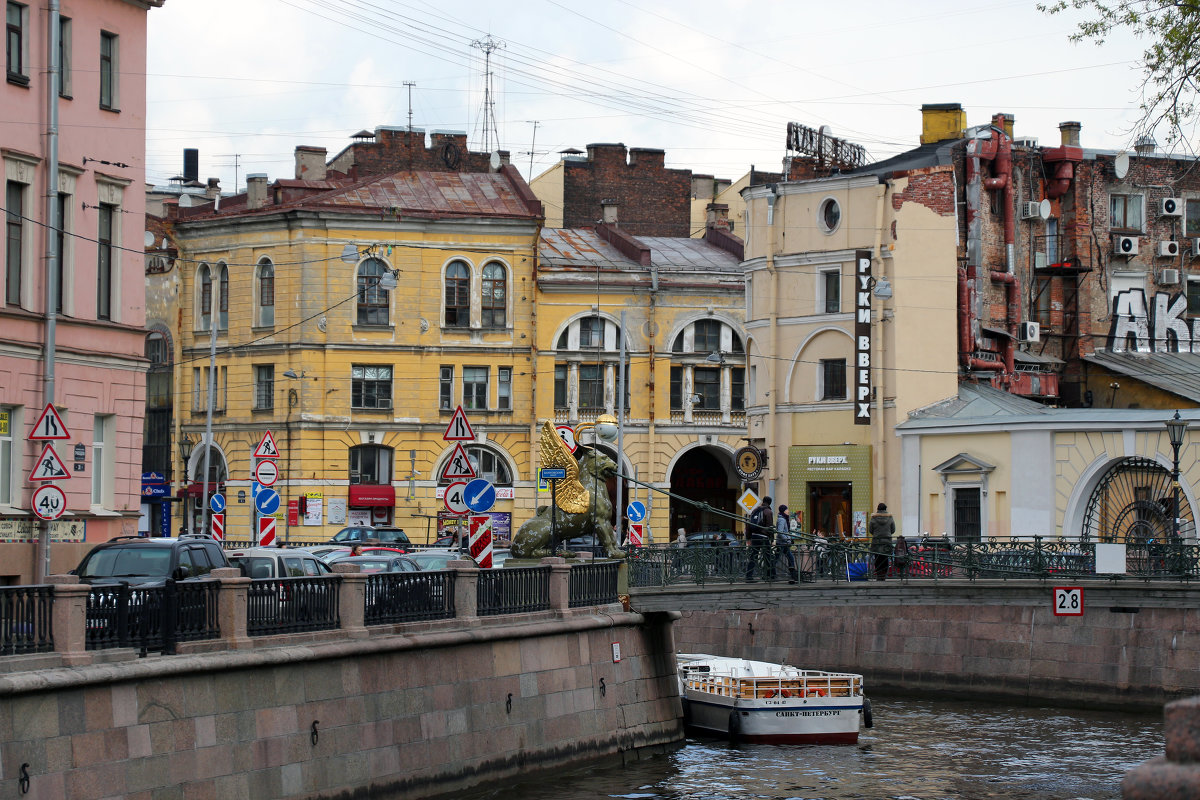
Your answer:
[481,262,506,327]
[356,258,389,326]
[257,258,274,327]
[349,444,393,485]
[217,263,229,330]
[445,261,470,327]
[198,264,212,331]
[439,445,512,486]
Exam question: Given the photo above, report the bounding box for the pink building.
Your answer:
[2,0,162,578]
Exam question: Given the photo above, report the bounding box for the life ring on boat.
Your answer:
[779,689,791,698]
[763,690,775,698]
[728,710,743,744]
[862,697,874,729]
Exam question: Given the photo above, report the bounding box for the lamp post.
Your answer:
[1166,410,1188,540]
[178,432,194,536]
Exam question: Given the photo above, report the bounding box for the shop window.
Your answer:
[349,445,392,485]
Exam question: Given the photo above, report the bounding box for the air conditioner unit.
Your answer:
[1192,238,1200,257]
[1159,268,1181,286]
[1161,197,1184,217]
[1114,235,1138,256]
[1017,321,1040,343]
[1159,240,1180,257]
[1020,201,1042,220]
[377,399,392,409]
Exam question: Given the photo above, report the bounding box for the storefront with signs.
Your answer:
[788,445,873,539]
[347,485,396,527]
[139,471,172,536]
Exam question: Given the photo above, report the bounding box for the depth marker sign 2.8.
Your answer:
[1053,587,1084,616]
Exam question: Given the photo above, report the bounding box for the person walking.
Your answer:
[776,504,800,584]
[745,496,774,582]
[869,502,895,580]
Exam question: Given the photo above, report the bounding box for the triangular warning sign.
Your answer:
[29,403,70,441]
[253,431,280,459]
[442,406,475,442]
[440,442,477,480]
[30,443,71,481]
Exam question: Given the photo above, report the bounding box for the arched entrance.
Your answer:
[668,447,737,538]
[1081,456,1194,543]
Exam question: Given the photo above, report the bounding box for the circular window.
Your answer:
[818,197,841,233]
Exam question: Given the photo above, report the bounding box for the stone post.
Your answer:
[542,557,570,611]
[1122,695,1200,798]
[332,564,368,638]
[211,568,251,649]
[47,575,91,666]
[450,561,478,619]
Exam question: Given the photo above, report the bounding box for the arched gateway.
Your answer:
[668,446,738,538]
[1081,456,1194,543]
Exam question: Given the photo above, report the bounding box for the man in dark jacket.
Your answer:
[745,496,774,581]
[869,502,895,580]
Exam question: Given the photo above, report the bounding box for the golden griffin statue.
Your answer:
[538,420,590,513]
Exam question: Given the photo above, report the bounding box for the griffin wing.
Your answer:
[538,421,588,513]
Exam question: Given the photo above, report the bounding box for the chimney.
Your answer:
[991,113,1014,138]
[294,146,328,181]
[204,177,220,199]
[601,198,619,225]
[1059,121,1081,148]
[1135,135,1156,156]
[919,103,966,144]
[246,174,268,210]
[706,203,730,231]
[183,148,199,183]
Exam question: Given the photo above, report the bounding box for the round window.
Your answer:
[818,197,841,233]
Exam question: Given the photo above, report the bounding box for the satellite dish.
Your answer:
[178,195,193,208]
[1114,152,1130,179]
[143,230,155,248]
[1039,199,1051,220]
[489,150,501,170]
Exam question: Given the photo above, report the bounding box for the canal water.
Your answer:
[455,697,1163,800]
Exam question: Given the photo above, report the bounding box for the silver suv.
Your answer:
[227,547,333,579]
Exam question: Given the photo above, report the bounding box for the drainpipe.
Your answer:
[767,186,779,501]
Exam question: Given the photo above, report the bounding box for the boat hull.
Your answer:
[684,695,862,745]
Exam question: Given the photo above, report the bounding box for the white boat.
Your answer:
[677,653,872,744]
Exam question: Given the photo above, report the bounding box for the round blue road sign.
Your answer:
[464,478,497,513]
[254,487,281,516]
[627,500,647,523]
[209,494,226,514]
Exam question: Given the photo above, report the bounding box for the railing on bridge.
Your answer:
[364,571,455,624]
[0,586,53,654]
[85,581,221,653]
[247,576,341,636]
[568,561,620,608]
[478,565,551,616]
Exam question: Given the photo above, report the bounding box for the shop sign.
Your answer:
[0,517,85,542]
[854,249,873,425]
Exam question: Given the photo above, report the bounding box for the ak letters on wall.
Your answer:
[1108,289,1200,353]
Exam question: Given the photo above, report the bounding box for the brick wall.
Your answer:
[562,143,693,237]
[327,128,511,179]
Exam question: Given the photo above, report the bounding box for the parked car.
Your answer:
[408,549,474,571]
[228,547,333,579]
[328,526,411,548]
[327,555,421,574]
[72,534,231,585]
[685,531,740,547]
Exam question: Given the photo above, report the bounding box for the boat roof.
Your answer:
[678,654,862,679]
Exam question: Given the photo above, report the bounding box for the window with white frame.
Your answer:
[257,258,274,327]
[254,365,274,411]
[99,31,118,110]
[356,258,389,326]
[462,367,488,411]
[6,2,27,85]
[481,262,506,327]
[693,319,721,354]
[439,366,453,410]
[497,367,511,410]
[445,260,470,327]
[4,179,24,306]
[1110,193,1143,232]
[578,316,603,349]
[352,365,392,409]
[198,264,211,330]
[820,359,847,400]
[192,366,227,412]
[820,267,841,314]
[0,405,12,505]
[97,203,115,319]
[92,415,113,506]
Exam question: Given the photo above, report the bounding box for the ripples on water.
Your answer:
[456,697,1162,800]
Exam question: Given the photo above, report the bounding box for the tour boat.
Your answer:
[677,653,872,744]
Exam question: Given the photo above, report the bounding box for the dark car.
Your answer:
[326,554,421,573]
[328,526,411,548]
[73,534,231,585]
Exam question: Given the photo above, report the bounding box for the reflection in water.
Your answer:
[455,697,1162,800]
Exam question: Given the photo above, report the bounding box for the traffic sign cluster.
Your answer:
[29,404,70,521]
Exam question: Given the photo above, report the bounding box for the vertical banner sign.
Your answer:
[258,516,277,547]
[628,522,644,546]
[855,249,873,425]
[211,512,225,541]
[469,514,493,568]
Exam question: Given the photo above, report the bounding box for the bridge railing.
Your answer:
[0,585,54,655]
[85,581,221,653]
[246,576,342,636]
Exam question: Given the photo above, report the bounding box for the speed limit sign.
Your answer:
[32,484,67,521]
[443,480,469,515]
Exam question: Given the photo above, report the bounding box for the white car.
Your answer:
[228,547,333,579]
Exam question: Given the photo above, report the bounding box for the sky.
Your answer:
[145,0,1154,194]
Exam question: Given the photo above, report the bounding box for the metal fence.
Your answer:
[247,576,341,636]
[364,571,455,625]
[86,581,221,653]
[0,586,54,654]
[478,566,550,616]
[568,561,620,607]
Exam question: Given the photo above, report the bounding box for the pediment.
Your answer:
[932,452,995,476]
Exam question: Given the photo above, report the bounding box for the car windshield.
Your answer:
[411,554,454,570]
[79,546,172,578]
[230,556,276,579]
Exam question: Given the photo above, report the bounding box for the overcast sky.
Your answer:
[146,0,1150,193]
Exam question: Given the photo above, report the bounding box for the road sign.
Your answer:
[1053,587,1084,616]
[541,468,567,480]
[209,493,226,514]
[628,522,644,546]
[442,406,475,441]
[254,488,281,516]
[253,431,280,459]
[627,500,647,523]
[469,514,493,568]
[29,444,70,481]
[443,480,469,515]
[254,459,279,487]
[29,403,70,440]
[555,424,578,453]
[464,478,496,513]
[440,442,477,480]
[737,489,759,516]
[211,513,224,541]
[258,516,277,547]
[31,484,66,520]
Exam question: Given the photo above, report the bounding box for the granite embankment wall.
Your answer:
[642,580,1200,711]
[0,608,683,800]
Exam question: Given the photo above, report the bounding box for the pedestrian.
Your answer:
[869,502,895,580]
[745,496,774,582]
[675,528,688,548]
[893,535,910,578]
[349,544,363,557]
[776,504,800,584]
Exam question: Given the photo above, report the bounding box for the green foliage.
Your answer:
[1040,0,1200,150]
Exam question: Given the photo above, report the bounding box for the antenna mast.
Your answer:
[403,80,415,132]
[471,34,505,152]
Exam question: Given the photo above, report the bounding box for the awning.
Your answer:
[181,482,224,498]
[349,485,396,507]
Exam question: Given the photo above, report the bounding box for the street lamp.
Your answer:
[178,432,194,535]
[1166,410,1189,539]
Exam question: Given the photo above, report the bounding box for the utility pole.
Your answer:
[521,120,541,177]
[471,35,504,153]
[403,81,415,132]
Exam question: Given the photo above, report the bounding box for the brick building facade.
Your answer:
[558,144,693,237]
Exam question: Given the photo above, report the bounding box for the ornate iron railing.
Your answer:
[86,581,220,653]
[478,566,550,616]
[568,561,620,607]
[247,576,341,636]
[0,586,53,654]
[364,571,455,624]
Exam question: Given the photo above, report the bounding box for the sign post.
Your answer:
[253,430,281,544]
[28,404,72,577]
[540,467,567,554]
[442,406,476,552]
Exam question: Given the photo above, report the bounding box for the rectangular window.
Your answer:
[953,487,982,543]
[821,359,847,400]
[91,415,107,505]
[1034,276,1052,328]
[579,317,602,349]
[192,367,226,412]
[1045,218,1059,265]
[96,203,114,319]
[192,367,202,412]
[254,365,274,411]
[1188,279,1200,317]
[53,193,66,314]
[0,406,11,505]
[693,320,720,354]
[5,180,22,306]
[497,367,511,411]
[1110,193,1143,231]
[99,31,118,110]
[217,266,228,330]
[731,367,745,411]
[579,364,603,408]
[554,365,567,407]
[1187,199,1200,238]
[439,366,453,410]
[6,2,26,84]
[352,365,393,409]
[463,367,488,411]
[350,446,391,485]
[693,367,719,409]
[58,16,70,97]
[821,268,840,313]
[670,365,682,409]
[200,271,212,331]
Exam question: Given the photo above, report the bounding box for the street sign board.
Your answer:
[31,484,66,520]
[209,493,226,514]
[737,489,759,516]
[555,424,578,453]
[254,460,279,487]
[469,514,493,568]
[254,488,281,516]
[541,468,567,480]
[440,442,477,480]
[211,513,225,541]
[464,478,496,513]
[258,516,277,547]
[29,444,70,481]
[626,500,647,523]
[442,406,475,441]
[253,431,280,459]
[29,403,70,440]
[628,522,644,546]
[1053,587,1084,616]
[443,481,469,515]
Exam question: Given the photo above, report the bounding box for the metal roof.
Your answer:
[904,382,1050,422]
[1084,351,1200,403]
[538,228,741,272]
[320,171,538,218]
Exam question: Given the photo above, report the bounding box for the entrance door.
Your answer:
[810,483,852,538]
[953,487,982,543]
[669,448,735,536]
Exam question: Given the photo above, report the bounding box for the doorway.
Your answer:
[809,482,852,538]
[669,447,736,536]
